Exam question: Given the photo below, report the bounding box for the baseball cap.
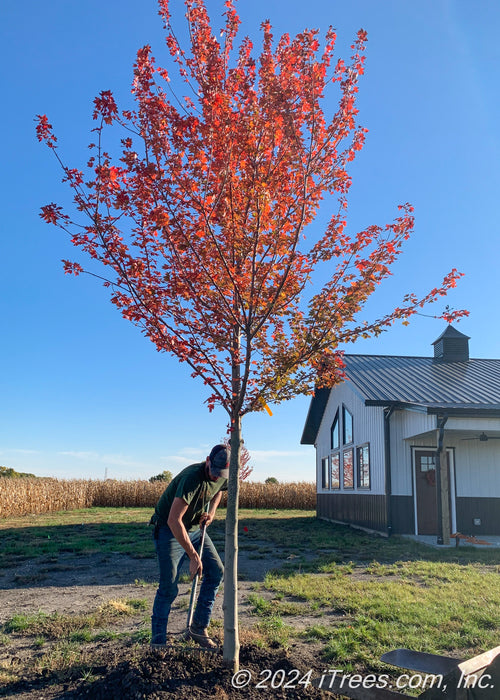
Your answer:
[209,444,230,478]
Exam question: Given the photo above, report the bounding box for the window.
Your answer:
[356,444,371,489]
[343,448,354,489]
[420,455,435,471]
[330,410,340,450]
[343,406,353,444]
[330,453,340,489]
[321,456,329,489]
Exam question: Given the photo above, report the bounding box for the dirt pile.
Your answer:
[4,642,330,699]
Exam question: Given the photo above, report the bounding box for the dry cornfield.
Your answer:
[0,477,315,519]
[223,480,316,510]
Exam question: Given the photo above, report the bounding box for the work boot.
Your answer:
[188,625,218,649]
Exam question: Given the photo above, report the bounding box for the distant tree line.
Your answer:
[0,466,37,479]
[149,470,173,483]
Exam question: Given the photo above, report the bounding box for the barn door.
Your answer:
[415,450,452,536]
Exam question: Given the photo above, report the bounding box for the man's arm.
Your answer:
[167,497,202,579]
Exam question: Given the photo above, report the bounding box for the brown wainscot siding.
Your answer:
[456,498,500,535]
[317,493,388,534]
[390,496,415,534]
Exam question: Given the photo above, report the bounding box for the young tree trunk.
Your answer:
[223,323,242,671]
[223,413,241,670]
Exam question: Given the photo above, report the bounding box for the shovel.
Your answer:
[186,503,209,633]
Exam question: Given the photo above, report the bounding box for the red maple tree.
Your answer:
[37,0,467,668]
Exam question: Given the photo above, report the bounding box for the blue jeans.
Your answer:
[151,525,224,645]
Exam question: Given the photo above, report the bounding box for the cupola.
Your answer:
[432,325,470,363]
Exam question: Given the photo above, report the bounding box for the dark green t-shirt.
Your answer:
[153,462,227,531]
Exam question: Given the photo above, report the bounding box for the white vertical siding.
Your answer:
[390,410,436,495]
[389,412,500,498]
[442,434,500,498]
[316,395,500,499]
[315,381,385,495]
[446,417,500,432]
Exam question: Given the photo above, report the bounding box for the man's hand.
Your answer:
[199,512,213,528]
[189,552,202,580]
[200,491,223,528]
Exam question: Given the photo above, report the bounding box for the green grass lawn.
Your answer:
[1,507,499,684]
[227,510,499,672]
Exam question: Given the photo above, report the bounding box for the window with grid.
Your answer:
[356,443,370,489]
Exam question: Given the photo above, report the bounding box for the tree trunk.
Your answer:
[223,414,241,670]
[223,324,242,671]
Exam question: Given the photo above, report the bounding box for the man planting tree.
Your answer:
[150,444,229,649]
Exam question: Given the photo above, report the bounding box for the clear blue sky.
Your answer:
[1,1,499,483]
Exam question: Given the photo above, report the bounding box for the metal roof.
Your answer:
[344,355,500,407]
[301,354,500,445]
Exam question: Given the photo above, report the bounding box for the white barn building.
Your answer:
[301,326,500,541]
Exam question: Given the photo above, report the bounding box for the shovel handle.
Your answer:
[186,502,210,630]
